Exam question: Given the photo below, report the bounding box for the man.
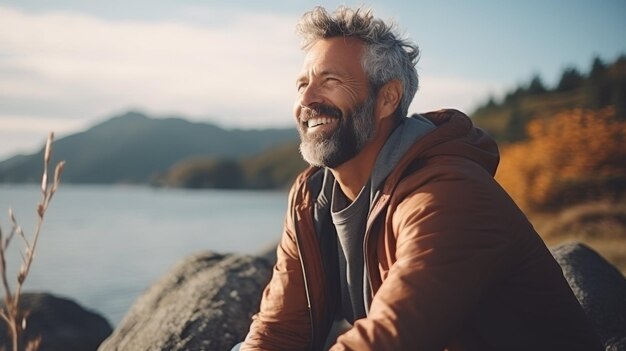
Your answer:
[237,6,601,351]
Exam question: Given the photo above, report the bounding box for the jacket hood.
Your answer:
[294,109,499,205]
[383,109,500,189]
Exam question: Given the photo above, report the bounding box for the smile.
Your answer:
[307,117,338,128]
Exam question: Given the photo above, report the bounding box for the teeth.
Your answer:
[307,117,336,128]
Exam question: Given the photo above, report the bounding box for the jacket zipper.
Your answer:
[363,222,374,314]
[363,196,388,313]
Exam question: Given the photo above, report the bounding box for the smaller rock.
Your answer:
[0,292,113,351]
[551,242,626,350]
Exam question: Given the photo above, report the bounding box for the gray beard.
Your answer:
[298,94,376,168]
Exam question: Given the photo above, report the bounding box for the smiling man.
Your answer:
[236,6,601,351]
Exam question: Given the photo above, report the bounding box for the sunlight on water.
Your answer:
[0,184,287,325]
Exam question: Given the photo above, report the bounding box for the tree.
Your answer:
[203,160,245,189]
[611,81,626,119]
[527,74,547,94]
[169,158,245,189]
[590,56,607,80]
[496,107,626,210]
[556,67,584,92]
[504,86,525,103]
[485,95,497,108]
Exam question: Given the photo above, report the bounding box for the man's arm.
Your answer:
[241,184,312,350]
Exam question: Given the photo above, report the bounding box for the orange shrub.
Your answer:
[495,107,626,210]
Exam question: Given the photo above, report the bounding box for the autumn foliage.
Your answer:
[495,107,626,211]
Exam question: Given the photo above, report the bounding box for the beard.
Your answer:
[297,93,377,168]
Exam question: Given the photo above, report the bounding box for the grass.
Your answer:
[529,200,626,275]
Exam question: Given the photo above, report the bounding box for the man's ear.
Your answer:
[375,79,403,119]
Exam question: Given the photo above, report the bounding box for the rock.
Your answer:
[551,242,626,350]
[100,243,625,351]
[0,292,113,351]
[260,245,277,264]
[98,252,272,351]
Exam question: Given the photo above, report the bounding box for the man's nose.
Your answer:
[299,82,323,108]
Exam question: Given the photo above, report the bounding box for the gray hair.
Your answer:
[296,6,420,119]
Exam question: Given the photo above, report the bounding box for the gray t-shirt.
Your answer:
[331,179,370,322]
[329,115,436,323]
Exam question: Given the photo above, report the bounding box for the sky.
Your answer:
[0,0,625,159]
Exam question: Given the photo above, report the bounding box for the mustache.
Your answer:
[299,103,342,121]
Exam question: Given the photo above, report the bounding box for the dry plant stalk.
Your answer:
[0,133,65,351]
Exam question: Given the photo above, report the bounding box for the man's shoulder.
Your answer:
[386,154,505,219]
[286,166,323,205]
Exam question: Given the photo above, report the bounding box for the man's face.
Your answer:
[294,37,376,168]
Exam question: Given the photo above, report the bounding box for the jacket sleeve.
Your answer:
[240,183,312,351]
[330,163,519,350]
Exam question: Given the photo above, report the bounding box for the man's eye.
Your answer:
[297,83,308,92]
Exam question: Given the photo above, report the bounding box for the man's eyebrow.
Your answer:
[295,74,307,85]
[296,69,344,83]
[318,69,344,77]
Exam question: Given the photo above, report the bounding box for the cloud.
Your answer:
[0,115,89,133]
[0,114,92,159]
[0,5,301,128]
[0,5,500,159]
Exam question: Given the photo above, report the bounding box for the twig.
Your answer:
[0,132,65,351]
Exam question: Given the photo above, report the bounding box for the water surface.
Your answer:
[0,184,287,325]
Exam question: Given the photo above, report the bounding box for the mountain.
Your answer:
[0,111,298,184]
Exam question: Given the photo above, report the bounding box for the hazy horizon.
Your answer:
[1,0,625,158]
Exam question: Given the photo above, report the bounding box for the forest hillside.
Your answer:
[471,56,626,273]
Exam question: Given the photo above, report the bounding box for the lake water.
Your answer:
[0,184,288,325]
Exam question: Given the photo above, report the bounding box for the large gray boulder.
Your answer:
[0,292,112,351]
[551,242,626,350]
[98,252,272,351]
[100,243,625,351]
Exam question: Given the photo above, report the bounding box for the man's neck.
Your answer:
[330,118,397,201]
[329,151,375,201]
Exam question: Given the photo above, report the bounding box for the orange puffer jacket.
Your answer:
[241,109,602,351]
